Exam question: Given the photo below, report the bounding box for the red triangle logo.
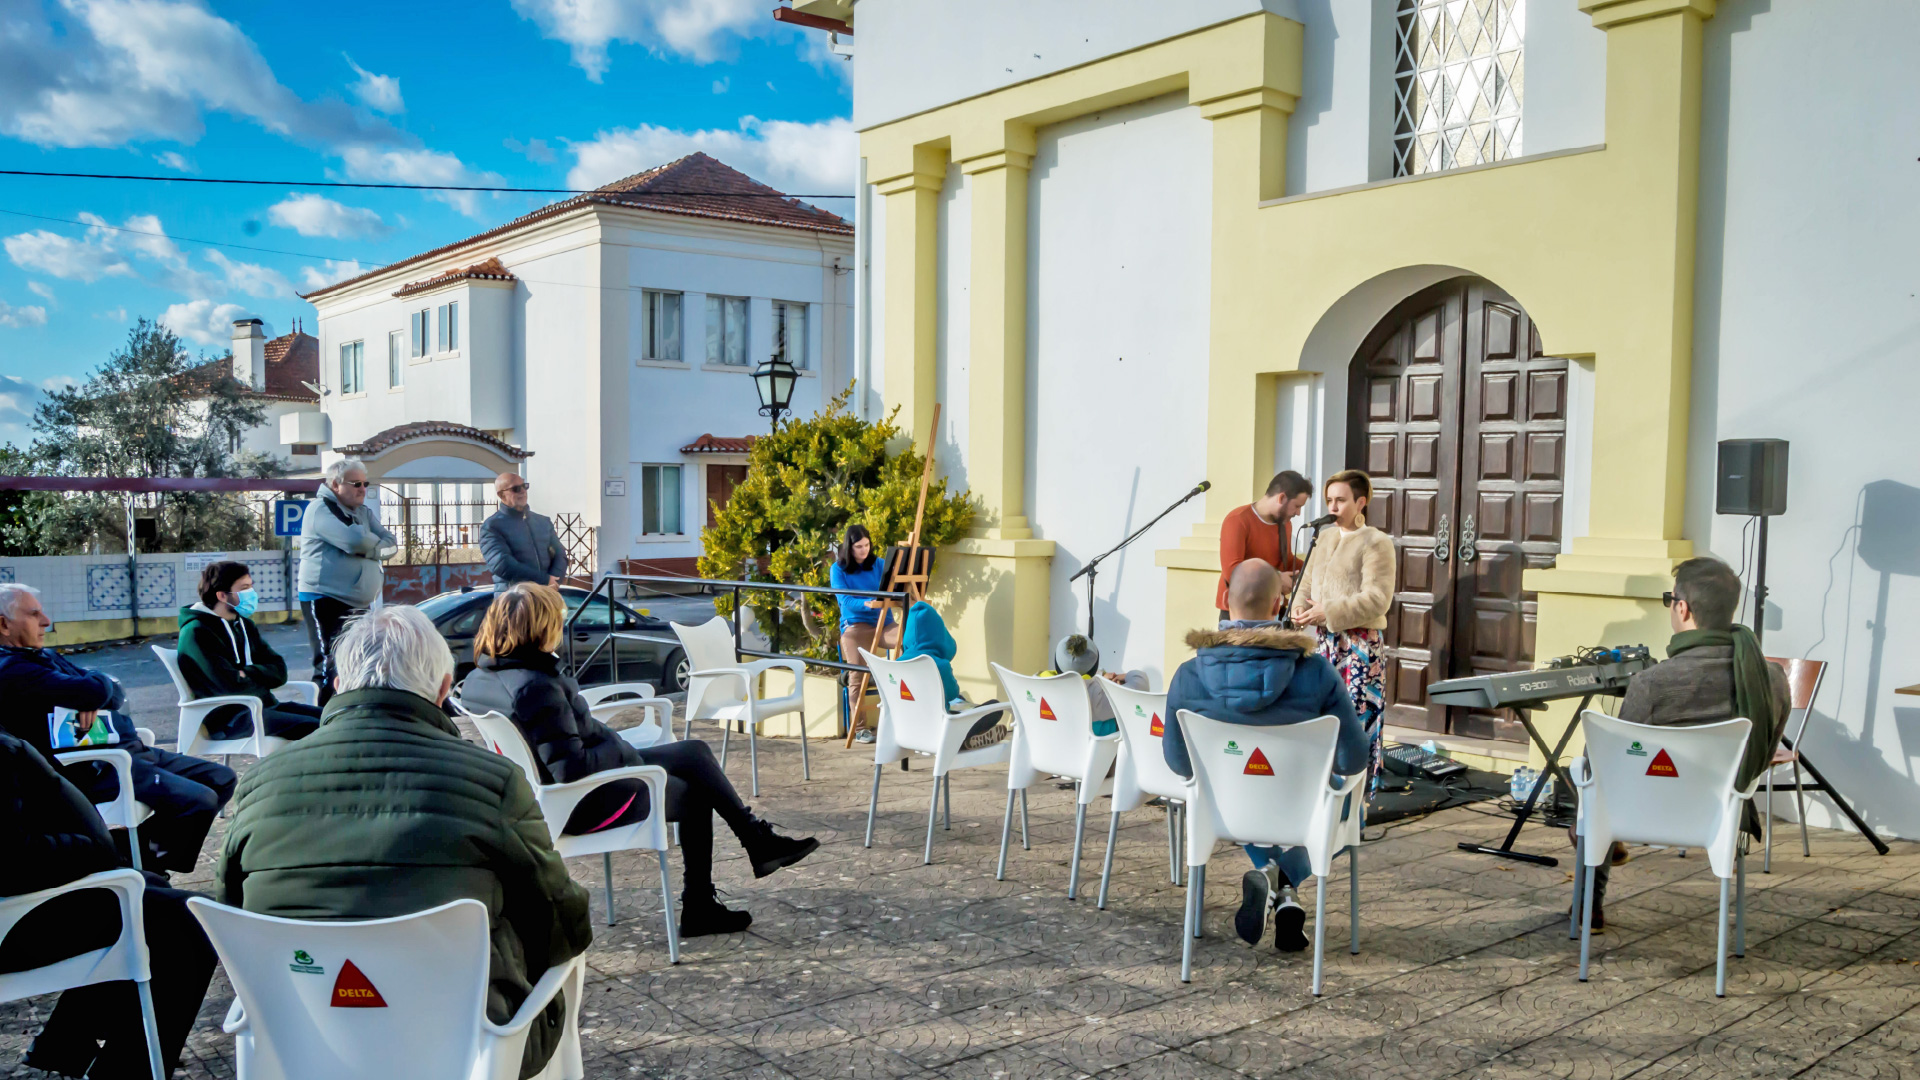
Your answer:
[897,681,915,702]
[1243,747,1275,776]
[330,959,388,1008]
[1148,713,1164,737]
[1038,698,1057,721]
[1646,748,1679,778]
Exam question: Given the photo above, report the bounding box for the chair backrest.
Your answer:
[0,869,148,1002]
[1578,710,1750,853]
[466,711,542,788]
[1766,656,1826,713]
[672,617,738,673]
[858,650,951,756]
[151,645,197,701]
[188,897,491,1080]
[1179,710,1341,849]
[992,665,1102,778]
[1103,682,1185,801]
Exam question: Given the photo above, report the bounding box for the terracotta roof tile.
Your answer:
[393,256,517,297]
[334,421,533,460]
[678,434,760,454]
[181,329,320,404]
[305,153,851,301]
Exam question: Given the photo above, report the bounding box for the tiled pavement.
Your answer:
[7,718,1918,1079]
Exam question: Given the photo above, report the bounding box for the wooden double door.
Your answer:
[1348,278,1567,742]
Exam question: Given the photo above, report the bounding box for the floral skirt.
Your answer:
[1316,626,1387,796]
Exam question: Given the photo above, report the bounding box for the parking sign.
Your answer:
[274,499,309,537]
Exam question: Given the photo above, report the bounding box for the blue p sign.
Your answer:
[274,499,309,538]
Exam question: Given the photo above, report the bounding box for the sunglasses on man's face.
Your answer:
[342,480,370,489]
[1661,592,1679,608]
[503,483,531,494]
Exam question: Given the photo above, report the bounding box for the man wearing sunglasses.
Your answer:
[298,458,399,704]
[480,472,569,589]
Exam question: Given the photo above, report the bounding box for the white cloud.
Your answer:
[154,149,194,171]
[160,299,253,347]
[205,250,291,298]
[268,193,391,239]
[0,301,48,328]
[345,54,403,114]
[299,259,368,292]
[3,226,133,283]
[340,146,501,218]
[97,307,127,322]
[503,136,556,164]
[27,281,54,301]
[712,77,729,94]
[566,116,856,198]
[510,0,766,79]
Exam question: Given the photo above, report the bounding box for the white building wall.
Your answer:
[1686,0,1920,839]
[933,165,971,489]
[1024,93,1214,685]
[1523,0,1608,156]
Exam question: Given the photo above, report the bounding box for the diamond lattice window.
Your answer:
[1393,0,1525,177]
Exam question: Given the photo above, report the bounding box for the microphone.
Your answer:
[1306,513,1337,528]
[1189,480,1211,498]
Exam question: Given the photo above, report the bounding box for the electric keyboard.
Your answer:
[1427,655,1650,711]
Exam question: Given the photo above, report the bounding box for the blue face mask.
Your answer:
[230,588,260,619]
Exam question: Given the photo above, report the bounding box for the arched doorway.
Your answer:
[1347,277,1566,742]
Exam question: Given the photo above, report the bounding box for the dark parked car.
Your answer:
[418,584,690,692]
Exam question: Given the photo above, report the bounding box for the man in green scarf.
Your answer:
[1579,556,1790,930]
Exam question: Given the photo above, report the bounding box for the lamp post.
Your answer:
[751,355,800,433]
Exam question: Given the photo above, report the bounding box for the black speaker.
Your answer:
[1716,439,1788,516]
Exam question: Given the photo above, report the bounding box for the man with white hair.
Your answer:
[217,604,590,1080]
[298,457,398,704]
[0,581,234,873]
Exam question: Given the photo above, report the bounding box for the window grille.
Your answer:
[772,300,808,370]
[1393,0,1525,177]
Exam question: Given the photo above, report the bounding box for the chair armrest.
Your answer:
[482,954,583,1038]
[592,696,675,733]
[1325,770,1367,796]
[580,682,658,707]
[538,764,672,833]
[1569,756,1593,788]
[688,667,750,687]
[945,700,1012,727]
[221,999,248,1035]
[59,748,137,811]
[275,681,321,707]
[181,694,271,713]
[135,728,158,747]
[743,657,807,680]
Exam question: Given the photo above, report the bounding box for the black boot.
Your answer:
[680,885,752,937]
[740,814,819,879]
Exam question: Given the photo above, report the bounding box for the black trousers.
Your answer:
[65,723,236,874]
[560,739,752,895]
[204,700,324,741]
[1,880,217,1080]
[302,596,363,705]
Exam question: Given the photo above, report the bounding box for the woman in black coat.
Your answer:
[458,583,816,936]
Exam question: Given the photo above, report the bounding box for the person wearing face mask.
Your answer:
[176,561,322,742]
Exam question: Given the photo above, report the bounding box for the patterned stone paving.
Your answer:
[7,717,1918,1079]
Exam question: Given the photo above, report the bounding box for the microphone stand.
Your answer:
[1070,484,1210,644]
[1280,518,1335,629]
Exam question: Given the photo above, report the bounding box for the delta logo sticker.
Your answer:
[1645,749,1679,778]
[1149,713,1165,738]
[289,950,323,975]
[1038,698,1058,721]
[898,681,916,702]
[330,960,388,1008]
[1243,747,1275,776]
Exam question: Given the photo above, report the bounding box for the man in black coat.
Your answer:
[0,731,218,1078]
[0,583,233,873]
[479,472,569,587]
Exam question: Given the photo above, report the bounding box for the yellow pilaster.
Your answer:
[959,131,1037,540]
[872,144,948,443]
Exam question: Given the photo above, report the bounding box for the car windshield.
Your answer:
[418,590,486,621]
[563,591,633,630]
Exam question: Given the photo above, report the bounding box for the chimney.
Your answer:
[231,318,266,390]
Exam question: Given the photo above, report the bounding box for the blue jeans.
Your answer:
[1243,785,1361,886]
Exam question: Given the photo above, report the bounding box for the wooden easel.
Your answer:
[844,403,940,748]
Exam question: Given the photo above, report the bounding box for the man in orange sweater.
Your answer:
[1216,471,1313,620]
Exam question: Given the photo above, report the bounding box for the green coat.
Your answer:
[216,687,591,1078]
[176,604,287,708]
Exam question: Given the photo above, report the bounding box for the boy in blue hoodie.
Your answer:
[897,600,1010,749]
[1164,559,1365,953]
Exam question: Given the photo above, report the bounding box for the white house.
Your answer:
[300,153,855,576]
[794,0,1920,839]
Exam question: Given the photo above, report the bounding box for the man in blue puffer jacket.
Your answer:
[1164,559,1364,953]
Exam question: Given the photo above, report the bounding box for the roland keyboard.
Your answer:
[1427,656,1651,711]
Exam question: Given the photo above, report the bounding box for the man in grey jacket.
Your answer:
[298,458,398,704]
[479,471,568,588]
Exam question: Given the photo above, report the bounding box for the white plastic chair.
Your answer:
[990,665,1122,899]
[858,650,1013,864]
[672,617,809,793]
[581,682,676,751]
[152,645,315,763]
[50,709,156,872]
[467,711,678,961]
[1571,710,1755,997]
[1095,682,1189,908]
[187,896,585,1080]
[0,869,164,1080]
[1177,711,1364,993]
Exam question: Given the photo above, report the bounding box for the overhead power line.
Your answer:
[0,208,376,266]
[0,169,856,199]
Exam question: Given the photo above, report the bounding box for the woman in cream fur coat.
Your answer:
[1290,469,1397,792]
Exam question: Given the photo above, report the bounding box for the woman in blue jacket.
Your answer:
[832,525,895,741]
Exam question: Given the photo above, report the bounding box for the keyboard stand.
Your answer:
[1456,692,1596,868]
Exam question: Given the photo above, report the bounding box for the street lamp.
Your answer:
[751,355,800,432]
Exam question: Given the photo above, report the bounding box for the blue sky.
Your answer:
[0,0,854,448]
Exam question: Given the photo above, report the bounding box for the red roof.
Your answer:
[305,153,851,301]
[334,421,532,460]
[679,434,759,454]
[394,256,517,298]
[183,328,319,404]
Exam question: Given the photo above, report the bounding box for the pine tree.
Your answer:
[698,385,975,660]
